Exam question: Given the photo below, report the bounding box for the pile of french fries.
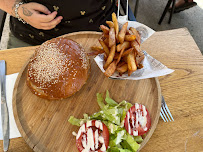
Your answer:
[90,12,145,77]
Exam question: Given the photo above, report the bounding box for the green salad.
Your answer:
[68,91,145,152]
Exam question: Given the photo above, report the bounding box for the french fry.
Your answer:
[104,53,108,61]
[116,47,125,65]
[117,41,130,52]
[104,60,117,77]
[137,64,143,69]
[91,46,103,51]
[106,21,114,28]
[118,22,128,44]
[124,35,136,41]
[123,55,128,63]
[117,61,126,68]
[116,63,128,74]
[103,37,109,46]
[131,41,145,63]
[103,34,109,39]
[99,38,110,56]
[129,27,141,45]
[122,48,133,57]
[100,25,110,34]
[131,40,142,53]
[113,52,120,60]
[127,50,137,76]
[126,30,134,35]
[94,13,145,77]
[136,53,145,65]
[104,45,116,69]
[88,50,105,56]
[112,12,119,41]
[109,27,116,48]
[88,46,104,56]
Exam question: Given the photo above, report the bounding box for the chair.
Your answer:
[158,0,176,24]
[0,10,7,43]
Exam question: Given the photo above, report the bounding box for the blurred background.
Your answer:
[129,0,203,54]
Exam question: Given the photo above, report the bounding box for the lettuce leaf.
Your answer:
[68,116,81,126]
[123,134,140,152]
[68,114,90,126]
[97,93,106,109]
[105,90,118,106]
[108,147,132,152]
[68,91,142,152]
[134,136,143,143]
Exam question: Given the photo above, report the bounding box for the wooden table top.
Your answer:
[0,28,203,152]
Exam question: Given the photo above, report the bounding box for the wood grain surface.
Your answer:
[12,32,161,152]
[0,28,203,152]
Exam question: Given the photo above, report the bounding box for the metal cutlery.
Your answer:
[0,60,9,151]
[160,96,174,122]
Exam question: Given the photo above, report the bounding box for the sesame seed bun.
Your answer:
[26,37,90,100]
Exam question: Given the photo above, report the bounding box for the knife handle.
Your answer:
[1,101,10,151]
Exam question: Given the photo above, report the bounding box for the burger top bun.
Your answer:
[27,37,90,100]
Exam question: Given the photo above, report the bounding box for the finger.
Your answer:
[41,26,55,30]
[31,3,51,14]
[46,16,63,26]
[36,11,59,22]
[40,16,63,30]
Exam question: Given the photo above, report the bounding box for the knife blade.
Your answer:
[0,60,9,152]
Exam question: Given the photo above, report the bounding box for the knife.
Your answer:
[0,60,9,152]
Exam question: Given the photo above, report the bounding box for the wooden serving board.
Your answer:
[12,31,162,152]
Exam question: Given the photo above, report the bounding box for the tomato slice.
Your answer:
[124,103,151,136]
[76,120,109,152]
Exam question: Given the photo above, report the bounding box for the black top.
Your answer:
[10,0,116,45]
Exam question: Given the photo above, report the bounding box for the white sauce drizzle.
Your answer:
[109,124,113,133]
[131,115,135,128]
[116,130,125,144]
[87,128,95,151]
[99,136,106,151]
[77,121,106,152]
[133,130,138,136]
[82,134,87,148]
[72,131,77,136]
[127,111,131,134]
[95,120,103,131]
[95,129,99,149]
[86,121,92,127]
[76,124,86,139]
[112,109,118,120]
[127,103,148,135]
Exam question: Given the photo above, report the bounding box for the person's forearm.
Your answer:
[0,1,62,30]
[0,0,21,16]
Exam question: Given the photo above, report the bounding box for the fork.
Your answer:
[160,96,174,122]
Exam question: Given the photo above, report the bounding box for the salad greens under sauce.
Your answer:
[68,91,144,152]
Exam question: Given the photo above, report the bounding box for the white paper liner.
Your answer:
[94,10,174,80]
[94,51,174,80]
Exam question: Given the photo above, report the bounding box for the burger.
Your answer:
[26,37,90,100]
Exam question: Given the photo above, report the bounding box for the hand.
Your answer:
[18,2,63,30]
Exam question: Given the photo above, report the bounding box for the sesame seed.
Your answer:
[28,38,89,91]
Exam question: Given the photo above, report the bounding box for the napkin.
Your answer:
[0,73,21,139]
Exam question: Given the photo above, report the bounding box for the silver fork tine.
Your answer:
[160,112,166,122]
[162,105,171,121]
[164,103,174,121]
[161,108,168,122]
[161,96,174,122]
